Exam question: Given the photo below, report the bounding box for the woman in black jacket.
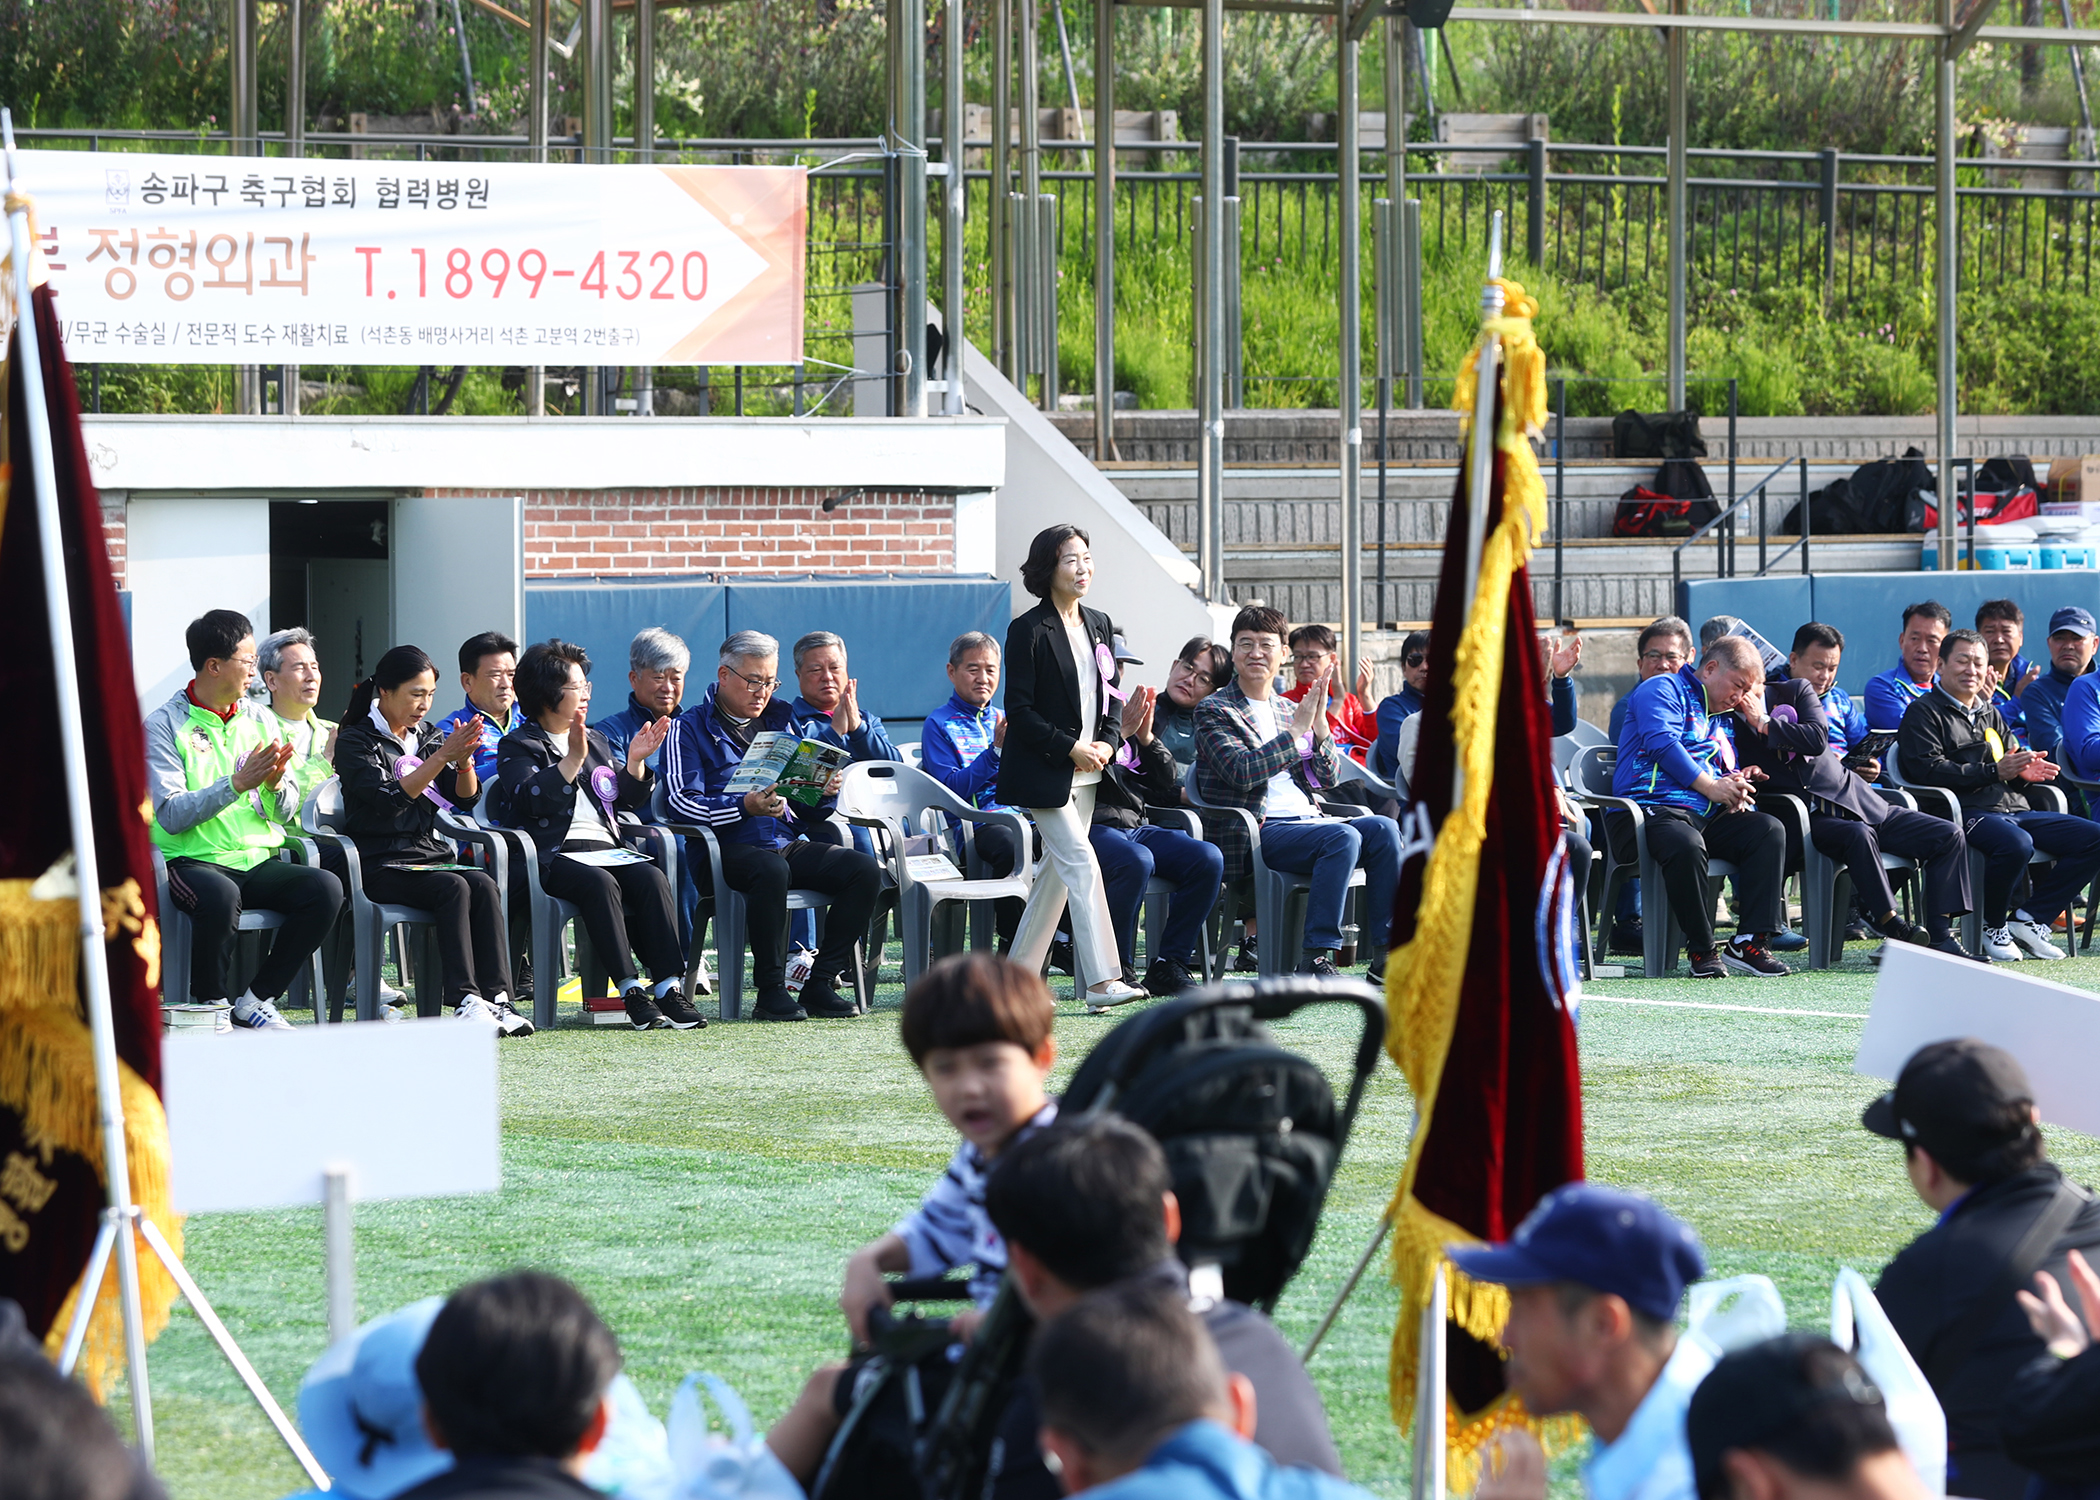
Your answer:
[998,525,1146,1008]
[493,640,700,1031]
[335,645,528,1033]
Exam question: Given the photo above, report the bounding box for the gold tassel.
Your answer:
[0,881,83,1020]
[1382,279,1560,1461]
[0,1007,183,1398]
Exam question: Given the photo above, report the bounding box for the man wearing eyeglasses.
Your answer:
[662,630,882,1022]
[1280,625,1378,765]
[1609,617,1695,744]
[1371,630,1430,781]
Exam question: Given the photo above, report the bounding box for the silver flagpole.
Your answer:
[1450,212,1505,814]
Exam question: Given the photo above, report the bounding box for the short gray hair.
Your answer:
[792,630,845,671]
[719,630,779,669]
[1699,615,1742,652]
[630,626,689,674]
[257,627,316,677]
[949,631,999,667]
[1701,634,1762,675]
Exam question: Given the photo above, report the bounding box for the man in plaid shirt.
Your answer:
[1194,605,1401,980]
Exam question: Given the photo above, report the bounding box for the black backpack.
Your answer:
[1782,447,1937,536]
[1059,978,1387,1310]
[1612,408,1708,460]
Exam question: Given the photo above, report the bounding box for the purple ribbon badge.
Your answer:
[1768,703,1799,761]
[590,764,619,822]
[393,754,457,810]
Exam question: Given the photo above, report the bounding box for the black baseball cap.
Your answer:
[1111,634,1144,665]
[1861,1037,2034,1172]
[1445,1183,1708,1323]
[1687,1334,1894,1500]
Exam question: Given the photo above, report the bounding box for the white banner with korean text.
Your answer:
[17,150,807,366]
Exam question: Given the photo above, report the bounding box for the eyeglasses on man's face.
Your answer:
[1641,649,1686,665]
[726,667,780,692]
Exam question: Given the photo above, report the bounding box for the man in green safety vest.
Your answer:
[145,610,343,1030]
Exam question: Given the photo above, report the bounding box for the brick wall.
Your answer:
[429,487,955,577]
[102,492,126,591]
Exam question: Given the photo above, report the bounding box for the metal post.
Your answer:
[1527,136,1546,266]
[233,0,260,415]
[1554,376,1566,623]
[1937,0,1959,572]
[1409,1265,1449,1500]
[1339,34,1365,683]
[1224,138,1243,409]
[1404,198,1423,408]
[4,124,156,1456]
[1666,0,1687,410]
[286,0,305,159]
[1199,0,1227,602]
[583,0,610,413]
[447,0,478,114]
[992,0,1014,379]
[1819,147,1840,299]
[529,0,550,163]
[1019,0,1048,408]
[1093,0,1116,453]
[894,0,928,417]
[946,0,969,416]
[324,1167,355,1344]
[1375,198,1393,627]
[635,0,655,160]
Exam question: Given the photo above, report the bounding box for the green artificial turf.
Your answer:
[109,946,2100,1499]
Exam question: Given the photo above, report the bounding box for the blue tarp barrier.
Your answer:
[525,575,728,707]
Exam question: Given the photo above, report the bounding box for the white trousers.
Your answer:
[1010,783,1121,990]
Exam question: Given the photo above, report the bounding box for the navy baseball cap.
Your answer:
[2048,606,2097,638]
[1446,1183,1708,1322]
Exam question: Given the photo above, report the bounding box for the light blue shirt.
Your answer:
[1581,1332,1718,1500]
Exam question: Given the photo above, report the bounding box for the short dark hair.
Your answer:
[899,953,1055,1068]
[1637,616,1693,658]
[416,1271,621,1461]
[1976,599,2024,628]
[459,631,521,677]
[1904,1094,2047,1184]
[1020,525,1090,600]
[187,609,254,670]
[949,631,1000,667]
[1229,606,1288,643]
[1400,629,1431,661]
[1030,1281,1226,1464]
[1940,627,1987,662]
[1554,1280,1674,1350]
[1903,600,1954,633]
[985,1120,1172,1289]
[1288,624,1336,654]
[1689,1335,1901,1500]
[1791,622,1844,655]
[0,1350,148,1500]
[1175,636,1231,694]
[516,640,591,719]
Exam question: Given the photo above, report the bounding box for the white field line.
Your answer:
[1582,993,1867,1021]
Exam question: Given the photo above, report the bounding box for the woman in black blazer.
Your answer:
[492,640,702,1031]
[998,525,1146,1008]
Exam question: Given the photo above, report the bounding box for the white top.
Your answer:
[1244,695,1318,821]
[546,728,615,849]
[1064,614,1102,788]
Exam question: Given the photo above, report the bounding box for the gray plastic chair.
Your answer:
[1889,739,2069,953]
[152,842,326,1017]
[838,762,1033,987]
[1756,790,1917,971]
[1185,781,1366,979]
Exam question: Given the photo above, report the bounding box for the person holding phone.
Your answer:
[336,644,530,1034]
[999,525,1147,1011]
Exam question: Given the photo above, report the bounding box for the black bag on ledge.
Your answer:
[1779,447,1935,536]
[1612,408,1708,460]
[1612,457,1719,538]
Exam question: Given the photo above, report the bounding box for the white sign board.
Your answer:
[1856,940,2100,1138]
[19,150,806,366]
[164,1020,500,1213]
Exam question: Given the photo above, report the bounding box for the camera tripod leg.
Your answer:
[1301,1205,1395,1363]
[55,1211,120,1378]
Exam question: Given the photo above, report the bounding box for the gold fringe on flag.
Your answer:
[0,882,182,1399]
[1382,280,1566,1476]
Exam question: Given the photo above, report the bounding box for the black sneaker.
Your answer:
[1048,937,1074,977]
[797,980,858,1019]
[1608,920,1644,956]
[1930,937,1989,963]
[1300,950,1341,978]
[1365,953,1386,985]
[1843,918,1872,943]
[752,986,808,1022]
[1232,937,1260,973]
[623,989,673,1030]
[1686,949,1728,979]
[1141,958,1197,997]
[654,985,706,1030]
[1872,916,1933,948]
[1722,937,1791,978]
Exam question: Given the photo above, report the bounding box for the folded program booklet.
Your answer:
[724,732,852,806]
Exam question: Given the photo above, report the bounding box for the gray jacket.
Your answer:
[143,689,300,837]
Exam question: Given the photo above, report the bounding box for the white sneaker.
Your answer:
[489,996,536,1037]
[2006,916,2065,960]
[456,995,500,1024]
[1981,925,2023,963]
[230,997,292,1031]
[379,980,408,1006]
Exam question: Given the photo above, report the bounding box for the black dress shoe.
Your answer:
[1049,937,1074,977]
[1141,958,1196,996]
[752,986,808,1022]
[1608,921,1644,955]
[797,980,858,1019]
